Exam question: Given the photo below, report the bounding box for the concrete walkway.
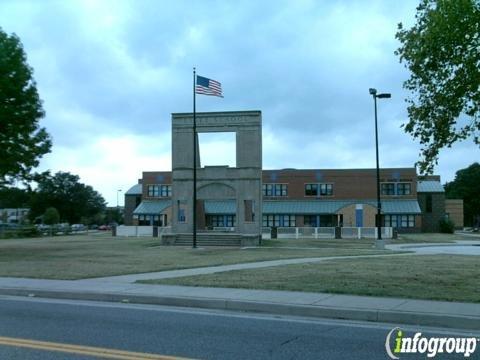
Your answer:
[0,276,478,330]
[84,252,415,283]
[386,240,480,255]
[79,239,480,284]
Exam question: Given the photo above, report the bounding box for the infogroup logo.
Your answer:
[385,327,479,359]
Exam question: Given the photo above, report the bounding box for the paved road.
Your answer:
[0,296,478,359]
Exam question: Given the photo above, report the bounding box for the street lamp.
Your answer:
[369,88,391,250]
[116,189,122,208]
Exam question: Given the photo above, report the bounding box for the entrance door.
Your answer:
[355,204,363,227]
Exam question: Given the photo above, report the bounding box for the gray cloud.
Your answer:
[1,0,478,204]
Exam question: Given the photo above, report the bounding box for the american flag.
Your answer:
[195,75,223,97]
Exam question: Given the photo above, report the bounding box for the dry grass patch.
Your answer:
[144,254,480,303]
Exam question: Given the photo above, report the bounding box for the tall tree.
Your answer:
[395,0,480,173]
[444,162,480,227]
[43,207,60,225]
[0,187,31,208]
[30,172,106,224]
[0,28,51,186]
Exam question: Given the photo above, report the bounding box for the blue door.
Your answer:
[355,205,363,227]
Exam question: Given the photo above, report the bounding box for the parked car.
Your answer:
[71,224,86,232]
[55,223,70,234]
[36,224,51,231]
[98,224,111,231]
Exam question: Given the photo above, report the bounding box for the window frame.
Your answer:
[262,214,296,227]
[305,183,318,196]
[263,183,288,197]
[397,182,412,196]
[305,183,333,197]
[381,182,395,196]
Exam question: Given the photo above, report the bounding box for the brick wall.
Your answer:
[262,168,417,200]
[124,194,141,226]
[445,199,464,228]
[418,192,445,232]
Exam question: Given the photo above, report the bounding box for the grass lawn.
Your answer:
[261,238,380,249]
[393,233,472,244]
[0,234,391,280]
[261,232,473,248]
[143,254,480,303]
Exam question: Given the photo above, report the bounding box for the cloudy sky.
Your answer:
[1,0,478,206]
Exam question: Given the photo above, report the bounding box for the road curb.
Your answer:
[0,288,478,330]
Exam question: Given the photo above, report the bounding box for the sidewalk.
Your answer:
[0,276,478,331]
[84,252,415,283]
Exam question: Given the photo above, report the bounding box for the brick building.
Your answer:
[124,167,457,233]
[124,110,460,234]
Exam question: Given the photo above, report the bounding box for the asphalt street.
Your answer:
[0,296,478,359]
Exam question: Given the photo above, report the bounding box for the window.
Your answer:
[383,215,397,227]
[305,184,318,196]
[208,215,236,227]
[397,183,411,195]
[264,184,273,196]
[304,215,317,227]
[262,184,287,197]
[320,184,333,196]
[426,194,432,213]
[138,215,152,226]
[383,214,415,228]
[381,183,395,195]
[244,200,254,222]
[178,200,186,223]
[400,215,415,228]
[319,215,336,227]
[275,184,288,196]
[305,183,333,196]
[160,185,172,197]
[225,215,235,227]
[262,214,296,227]
[147,185,159,197]
[148,184,171,197]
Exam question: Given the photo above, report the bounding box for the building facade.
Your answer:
[124,110,460,234]
[125,167,459,233]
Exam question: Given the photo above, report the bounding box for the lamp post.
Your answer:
[116,189,122,208]
[369,88,391,250]
[116,189,122,225]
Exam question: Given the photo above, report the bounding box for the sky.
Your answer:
[1,0,478,206]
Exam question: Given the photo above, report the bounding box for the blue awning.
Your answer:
[133,199,422,216]
[203,199,421,215]
[204,200,236,214]
[133,200,171,215]
[417,181,444,193]
[262,200,421,214]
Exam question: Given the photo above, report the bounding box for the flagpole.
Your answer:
[192,67,197,249]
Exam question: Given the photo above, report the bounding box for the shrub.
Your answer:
[439,218,455,234]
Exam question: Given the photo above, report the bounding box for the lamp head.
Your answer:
[377,93,391,99]
[369,88,377,95]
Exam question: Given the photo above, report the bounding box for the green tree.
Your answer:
[30,171,106,224]
[395,0,480,173]
[0,28,52,186]
[43,207,59,225]
[0,187,31,208]
[444,162,480,227]
[104,207,124,225]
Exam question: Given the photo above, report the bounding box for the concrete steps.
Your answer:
[161,233,260,247]
[174,234,242,247]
